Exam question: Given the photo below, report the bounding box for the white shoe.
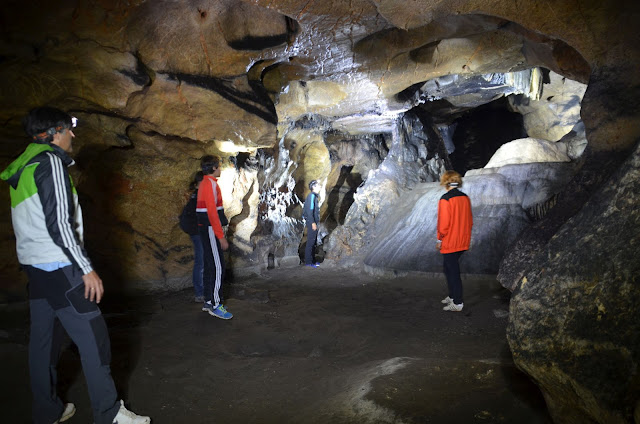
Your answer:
[53,403,76,423]
[441,296,453,304]
[112,400,150,424]
[443,302,463,312]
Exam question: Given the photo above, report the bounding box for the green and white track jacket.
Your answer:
[1,142,93,274]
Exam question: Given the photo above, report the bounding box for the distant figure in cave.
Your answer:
[179,171,204,303]
[302,180,321,268]
[0,107,150,423]
[437,170,473,312]
[197,155,233,319]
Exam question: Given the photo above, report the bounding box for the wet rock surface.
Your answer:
[0,268,551,424]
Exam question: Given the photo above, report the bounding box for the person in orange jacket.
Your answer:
[197,155,233,319]
[436,170,473,312]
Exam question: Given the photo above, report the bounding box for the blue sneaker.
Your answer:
[305,263,319,268]
[202,302,214,313]
[210,304,233,320]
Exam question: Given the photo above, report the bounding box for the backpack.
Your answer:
[179,194,198,235]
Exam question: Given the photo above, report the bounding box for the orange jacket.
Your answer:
[196,175,224,239]
[437,188,473,254]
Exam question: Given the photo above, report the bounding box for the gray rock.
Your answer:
[507,141,640,424]
[359,161,577,274]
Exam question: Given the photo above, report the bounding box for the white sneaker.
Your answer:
[441,296,453,304]
[112,400,150,424]
[53,403,76,423]
[443,302,463,312]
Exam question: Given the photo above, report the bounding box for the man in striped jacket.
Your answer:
[196,155,233,319]
[1,107,150,424]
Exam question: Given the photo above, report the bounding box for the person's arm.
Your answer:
[202,178,228,249]
[436,198,450,249]
[311,194,319,231]
[313,195,320,223]
[34,153,93,273]
[35,153,104,302]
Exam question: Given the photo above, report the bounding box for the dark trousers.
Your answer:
[199,225,225,307]
[443,251,464,305]
[25,265,119,424]
[305,224,318,265]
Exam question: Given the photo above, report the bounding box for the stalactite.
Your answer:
[526,194,558,222]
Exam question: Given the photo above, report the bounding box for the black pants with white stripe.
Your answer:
[199,225,225,307]
[25,265,120,424]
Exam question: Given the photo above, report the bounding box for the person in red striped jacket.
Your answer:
[437,170,473,312]
[196,155,233,319]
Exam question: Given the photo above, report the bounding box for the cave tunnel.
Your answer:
[1,1,639,423]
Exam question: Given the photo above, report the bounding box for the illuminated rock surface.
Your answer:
[1,1,639,422]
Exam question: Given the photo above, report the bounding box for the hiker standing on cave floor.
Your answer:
[0,107,150,424]
[302,179,321,268]
[197,155,233,319]
[437,170,473,312]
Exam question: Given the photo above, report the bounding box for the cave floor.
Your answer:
[1,266,552,424]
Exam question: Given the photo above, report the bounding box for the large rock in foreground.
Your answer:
[507,141,640,424]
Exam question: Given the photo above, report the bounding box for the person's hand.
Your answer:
[83,271,104,303]
[436,240,442,251]
[220,237,229,251]
[312,223,317,231]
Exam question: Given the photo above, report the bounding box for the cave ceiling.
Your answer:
[2,0,626,154]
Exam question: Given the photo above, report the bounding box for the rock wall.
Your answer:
[507,140,640,424]
[358,160,579,275]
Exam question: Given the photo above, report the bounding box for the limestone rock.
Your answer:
[77,128,216,288]
[361,161,577,274]
[125,73,277,148]
[483,137,572,169]
[496,148,626,293]
[326,113,448,265]
[126,0,294,76]
[324,135,386,225]
[0,40,147,121]
[507,140,640,424]
[548,121,588,162]
[509,70,587,142]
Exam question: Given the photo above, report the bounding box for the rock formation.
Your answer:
[507,140,640,424]
[1,0,639,421]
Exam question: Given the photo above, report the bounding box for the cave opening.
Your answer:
[447,96,527,175]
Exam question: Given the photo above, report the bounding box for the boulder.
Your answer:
[483,137,572,169]
[507,140,640,424]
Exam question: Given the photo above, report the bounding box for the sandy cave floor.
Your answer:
[0,266,552,424]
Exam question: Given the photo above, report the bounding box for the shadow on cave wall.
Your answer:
[326,165,362,226]
[71,145,155,400]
